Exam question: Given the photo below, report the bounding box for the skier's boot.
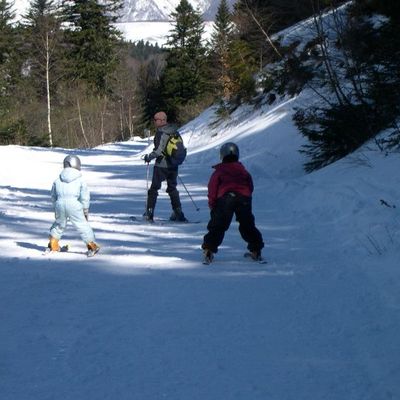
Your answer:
[144,208,154,222]
[249,249,262,261]
[170,207,188,222]
[202,248,214,265]
[48,236,60,252]
[87,241,100,257]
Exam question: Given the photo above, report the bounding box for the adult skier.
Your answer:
[143,111,187,222]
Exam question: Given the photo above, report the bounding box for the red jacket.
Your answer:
[207,161,254,209]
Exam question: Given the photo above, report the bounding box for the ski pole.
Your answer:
[145,161,150,212]
[140,154,151,212]
[178,175,200,211]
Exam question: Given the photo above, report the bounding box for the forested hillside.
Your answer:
[1,0,399,171]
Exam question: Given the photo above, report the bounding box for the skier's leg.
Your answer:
[69,212,96,244]
[50,202,67,241]
[202,195,234,253]
[146,167,165,214]
[166,168,181,209]
[66,201,96,245]
[166,169,187,221]
[235,196,264,253]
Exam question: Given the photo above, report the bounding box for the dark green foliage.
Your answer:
[0,120,26,145]
[0,0,14,65]
[288,2,400,171]
[129,40,163,61]
[212,0,232,37]
[0,0,145,148]
[352,0,400,20]
[0,118,46,146]
[232,0,274,64]
[0,0,22,89]
[295,103,382,172]
[160,0,209,122]
[20,0,63,99]
[62,0,122,94]
[208,0,235,99]
[0,1,33,145]
[294,12,400,170]
[232,0,347,68]
[226,39,257,103]
[275,55,314,96]
[136,57,166,122]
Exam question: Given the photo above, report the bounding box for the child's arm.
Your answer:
[78,180,91,210]
[207,172,219,209]
[50,182,57,206]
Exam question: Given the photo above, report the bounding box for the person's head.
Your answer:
[153,111,167,128]
[63,155,81,170]
[220,142,239,163]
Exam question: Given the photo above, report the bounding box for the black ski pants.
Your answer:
[202,192,264,254]
[147,166,182,211]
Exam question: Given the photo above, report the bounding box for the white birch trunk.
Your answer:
[46,32,53,147]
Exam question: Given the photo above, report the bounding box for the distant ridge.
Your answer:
[13,0,236,22]
[119,0,236,22]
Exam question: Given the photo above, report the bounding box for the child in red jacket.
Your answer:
[202,142,264,264]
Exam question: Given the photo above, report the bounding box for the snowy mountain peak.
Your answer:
[120,0,236,22]
[13,0,236,22]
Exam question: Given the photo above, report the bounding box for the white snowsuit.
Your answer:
[49,167,95,244]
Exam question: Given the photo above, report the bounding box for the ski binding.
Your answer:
[43,244,69,255]
[86,247,100,257]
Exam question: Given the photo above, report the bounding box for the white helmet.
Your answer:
[63,155,81,170]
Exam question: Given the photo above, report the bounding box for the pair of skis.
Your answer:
[43,245,100,258]
[129,215,200,225]
[203,252,267,265]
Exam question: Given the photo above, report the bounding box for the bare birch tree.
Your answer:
[21,0,63,147]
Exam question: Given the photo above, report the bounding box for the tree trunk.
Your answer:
[46,32,53,147]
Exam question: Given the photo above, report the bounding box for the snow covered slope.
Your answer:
[1,92,400,400]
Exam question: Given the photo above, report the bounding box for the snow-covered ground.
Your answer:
[1,92,400,399]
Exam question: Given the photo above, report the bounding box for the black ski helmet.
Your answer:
[220,142,239,161]
[63,155,81,170]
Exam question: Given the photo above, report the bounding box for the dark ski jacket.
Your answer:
[147,124,178,169]
[207,161,254,209]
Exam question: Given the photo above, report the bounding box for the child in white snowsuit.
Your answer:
[48,155,99,254]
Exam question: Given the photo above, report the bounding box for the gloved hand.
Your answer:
[83,209,89,221]
[144,154,151,163]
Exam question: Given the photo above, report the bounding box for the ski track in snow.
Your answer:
[1,102,400,399]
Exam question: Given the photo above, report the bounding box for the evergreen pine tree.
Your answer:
[232,0,341,68]
[0,0,15,66]
[225,38,257,103]
[62,0,122,94]
[209,0,235,99]
[160,0,208,121]
[0,0,27,145]
[233,0,273,63]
